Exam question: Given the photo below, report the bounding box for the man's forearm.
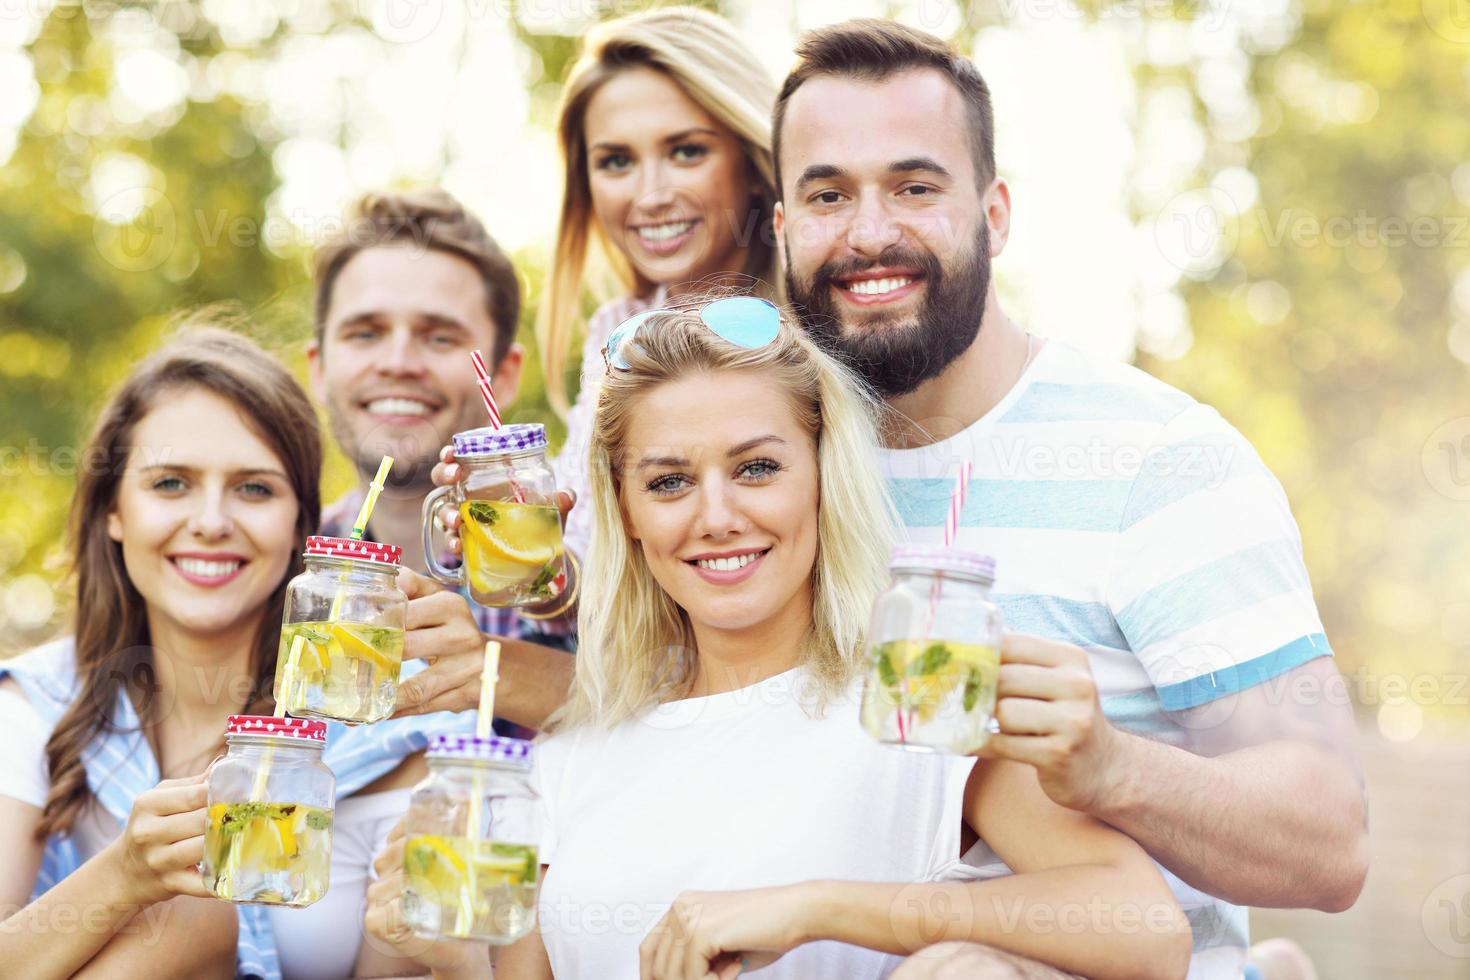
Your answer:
[1092,733,1368,911]
[495,639,575,730]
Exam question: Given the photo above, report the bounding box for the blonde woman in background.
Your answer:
[534,5,781,564]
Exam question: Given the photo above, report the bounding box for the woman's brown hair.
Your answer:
[37,325,322,839]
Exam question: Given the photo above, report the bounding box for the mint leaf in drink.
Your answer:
[306,809,332,831]
[963,669,983,712]
[909,643,952,677]
[467,501,498,524]
[875,648,899,690]
[528,562,558,599]
[491,843,539,883]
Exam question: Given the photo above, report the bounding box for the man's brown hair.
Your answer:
[313,188,520,363]
[772,19,996,195]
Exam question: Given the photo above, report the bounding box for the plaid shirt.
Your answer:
[321,489,575,740]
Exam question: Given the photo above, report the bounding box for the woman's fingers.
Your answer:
[135,806,211,848]
[135,778,209,817]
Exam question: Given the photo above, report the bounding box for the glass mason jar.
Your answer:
[401,734,540,944]
[203,716,335,907]
[860,546,1004,754]
[275,536,407,725]
[421,424,567,608]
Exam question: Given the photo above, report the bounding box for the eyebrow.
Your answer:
[634,435,788,470]
[137,464,288,479]
[334,312,468,332]
[590,128,721,153]
[795,158,954,193]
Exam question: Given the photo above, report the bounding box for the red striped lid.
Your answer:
[305,535,402,568]
[226,715,327,743]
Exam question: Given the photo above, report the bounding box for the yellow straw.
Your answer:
[457,640,501,934]
[351,456,394,541]
[476,641,500,738]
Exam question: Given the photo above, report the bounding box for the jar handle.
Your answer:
[420,484,463,588]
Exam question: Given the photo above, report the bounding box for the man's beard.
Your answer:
[323,396,453,492]
[786,223,990,398]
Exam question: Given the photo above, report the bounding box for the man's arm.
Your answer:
[986,637,1368,911]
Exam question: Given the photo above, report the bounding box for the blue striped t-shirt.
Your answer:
[881,340,1332,980]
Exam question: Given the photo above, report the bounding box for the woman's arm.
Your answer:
[492,899,554,980]
[0,781,236,980]
[805,758,1190,980]
[641,759,1191,980]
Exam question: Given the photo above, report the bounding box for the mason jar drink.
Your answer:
[401,734,540,944]
[421,424,567,608]
[860,546,1004,754]
[275,536,407,725]
[203,716,335,907]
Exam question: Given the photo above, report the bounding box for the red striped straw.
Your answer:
[944,460,972,546]
[469,350,502,429]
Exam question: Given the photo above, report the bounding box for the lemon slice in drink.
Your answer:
[462,504,560,592]
[329,624,397,673]
[406,836,469,897]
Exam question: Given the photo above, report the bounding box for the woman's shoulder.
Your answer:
[587,288,666,344]
[0,637,80,716]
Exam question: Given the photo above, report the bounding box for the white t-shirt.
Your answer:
[0,682,119,859]
[532,667,980,980]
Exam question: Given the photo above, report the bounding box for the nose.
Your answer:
[845,191,902,257]
[692,480,748,541]
[634,160,679,216]
[377,324,427,376]
[189,484,235,541]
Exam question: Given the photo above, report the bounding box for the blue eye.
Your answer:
[151,476,186,492]
[646,474,689,496]
[672,143,708,163]
[739,459,782,480]
[239,481,274,499]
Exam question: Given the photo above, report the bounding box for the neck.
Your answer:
[144,608,261,736]
[685,584,811,698]
[359,481,429,572]
[882,288,1035,450]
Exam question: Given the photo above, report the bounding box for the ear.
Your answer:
[615,482,639,544]
[983,177,1012,257]
[107,508,123,543]
[306,338,327,404]
[772,201,787,270]
[491,342,525,408]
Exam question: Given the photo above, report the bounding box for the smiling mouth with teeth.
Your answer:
[635,220,697,242]
[690,548,770,572]
[364,397,436,418]
[172,557,244,578]
[842,275,919,297]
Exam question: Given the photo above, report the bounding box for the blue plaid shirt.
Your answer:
[1,639,480,979]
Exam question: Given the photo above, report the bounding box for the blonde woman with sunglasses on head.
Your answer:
[367,299,1191,980]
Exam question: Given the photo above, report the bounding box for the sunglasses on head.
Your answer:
[601,296,782,371]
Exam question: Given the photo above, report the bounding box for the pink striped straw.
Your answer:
[469,350,502,429]
[944,460,972,547]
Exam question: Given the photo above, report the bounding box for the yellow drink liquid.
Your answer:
[861,639,999,754]
[459,500,565,607]
[275,622,404,724]
[204,802,333,906]
[402,834,538,944]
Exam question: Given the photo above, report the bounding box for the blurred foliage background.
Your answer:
[1,1,1468,970]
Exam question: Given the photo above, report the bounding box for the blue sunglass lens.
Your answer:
[606,310,660,369]
[700,297,780,349]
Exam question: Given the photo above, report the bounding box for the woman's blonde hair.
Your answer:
[536,6,781,417]
[551,304,897,732]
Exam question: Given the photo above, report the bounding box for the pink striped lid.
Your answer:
[305,535,402,568]
[226,715,328,743]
